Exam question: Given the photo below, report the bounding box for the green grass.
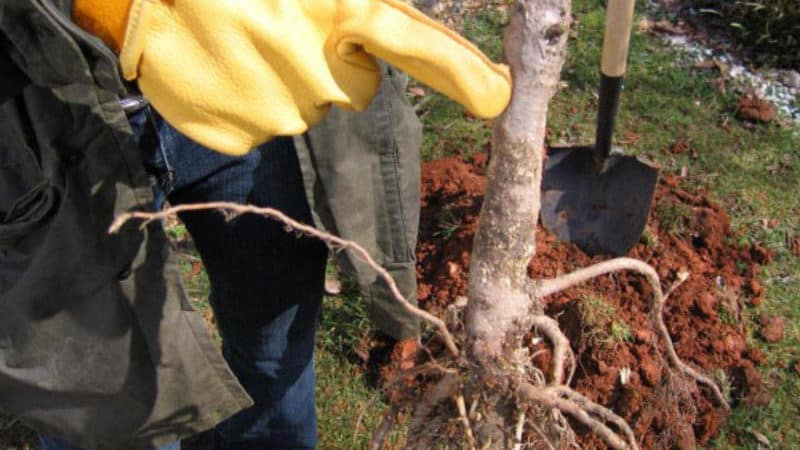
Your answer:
[579,294,634,346]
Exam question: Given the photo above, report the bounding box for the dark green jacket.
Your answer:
[0,0,421,448]
[0,1,252,449]
[296,63,422,340]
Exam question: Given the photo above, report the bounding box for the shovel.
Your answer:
[540,0,659,256]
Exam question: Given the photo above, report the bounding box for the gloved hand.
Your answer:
[73,0,512,155]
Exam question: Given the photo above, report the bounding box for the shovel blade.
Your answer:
[541,146,659,256]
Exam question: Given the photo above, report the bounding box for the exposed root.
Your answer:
[526,417,557,450]
[109,202,459,357]
[530,315,575,385]
[455,394,477,450]
[516,383,639,450]
[534,257,729,408]
[553,386,638,448]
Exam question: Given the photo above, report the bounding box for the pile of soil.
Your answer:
[415,154,770,448]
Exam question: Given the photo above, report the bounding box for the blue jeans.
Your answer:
[142,108,327,450]
[42,107,326,450]
[39,437,180,450]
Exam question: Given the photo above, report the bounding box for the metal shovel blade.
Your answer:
[540,146,659,256]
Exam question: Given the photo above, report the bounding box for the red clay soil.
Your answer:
[416,153,770,449]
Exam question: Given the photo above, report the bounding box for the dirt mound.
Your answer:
[416,154,769,448]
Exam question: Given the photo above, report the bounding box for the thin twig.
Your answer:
[109,202,459,356]
[369,407,398,450]
[512,410,526,450]
[527,418,557,450]
[455,394,477,450]
[354,391,383,448]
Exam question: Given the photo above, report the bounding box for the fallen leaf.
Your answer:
[759,314,786,343]
[188,261,203,279]
[736,95,776,123]
[617,131,640,145]
[652,20,685,35]
[789,234,800,256]
[667,139,690,155]
[693,59,718,70]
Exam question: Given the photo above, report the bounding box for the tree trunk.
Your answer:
[466,0,572,364]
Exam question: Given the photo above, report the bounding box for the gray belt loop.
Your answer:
[119,95,148,115]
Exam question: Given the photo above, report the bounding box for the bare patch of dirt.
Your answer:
[415,153,769,448]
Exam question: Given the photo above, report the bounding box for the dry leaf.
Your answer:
[736,95,776,123]
[693,59,718,70]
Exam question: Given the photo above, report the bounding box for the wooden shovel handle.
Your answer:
[600,0,635,77]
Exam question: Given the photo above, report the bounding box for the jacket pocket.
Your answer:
[0,102,59,250]
[0,179,58,249]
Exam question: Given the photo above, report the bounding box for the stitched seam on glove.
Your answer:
[119,0,150,80]
[378,0,510,83]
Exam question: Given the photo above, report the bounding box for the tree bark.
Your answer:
[466,0,572,363]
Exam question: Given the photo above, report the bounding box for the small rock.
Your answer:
[779,70,800,89]
[759,314,786,343]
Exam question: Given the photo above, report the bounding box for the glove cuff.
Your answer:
[72,0,133,52]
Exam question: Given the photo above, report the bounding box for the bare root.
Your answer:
[530,315,575,385]
[533,257,729,408]
[516,383,639,450]
[109,202,459,357]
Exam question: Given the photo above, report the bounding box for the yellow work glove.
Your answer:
[74,0,511,155]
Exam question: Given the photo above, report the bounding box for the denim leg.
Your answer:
[39,436,180,450]
[163,134,326,450]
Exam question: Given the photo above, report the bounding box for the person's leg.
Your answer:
[156,124,326,450]
[39,436,179,450]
